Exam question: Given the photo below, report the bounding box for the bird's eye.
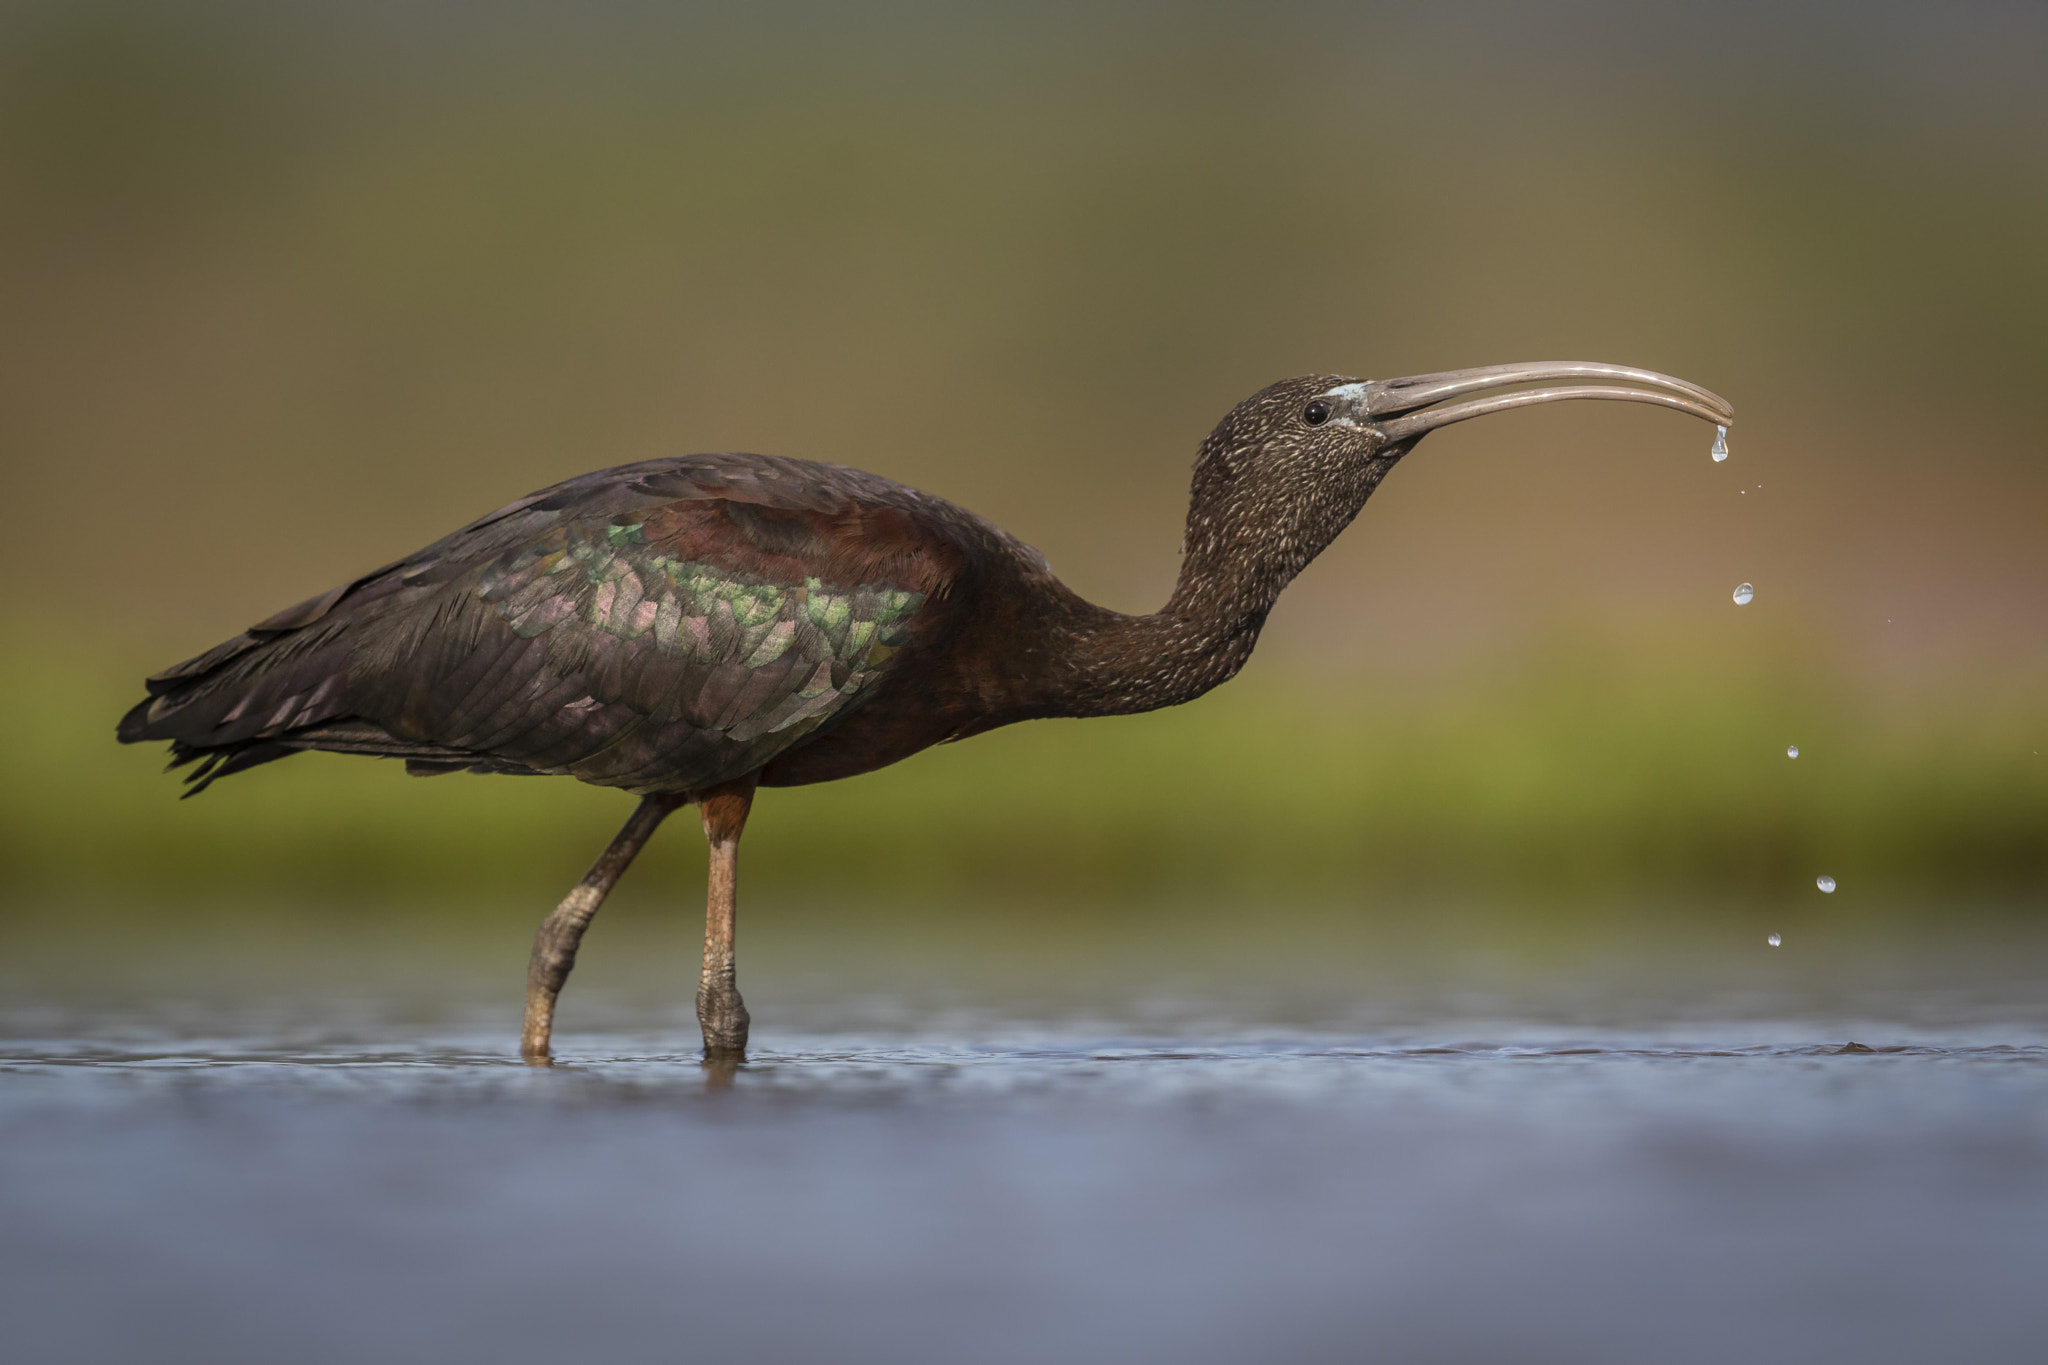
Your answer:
[1302,400,1332,426]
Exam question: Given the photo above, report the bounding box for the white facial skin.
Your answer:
[1314,381,1372,429]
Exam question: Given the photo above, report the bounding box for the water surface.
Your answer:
[4,915,2045,1364]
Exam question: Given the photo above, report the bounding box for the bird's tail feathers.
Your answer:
[121,614,528,793]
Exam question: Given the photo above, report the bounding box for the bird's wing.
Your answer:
[121,455,967,794]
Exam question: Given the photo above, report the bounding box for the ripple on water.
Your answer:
[4,1029,2044,1110]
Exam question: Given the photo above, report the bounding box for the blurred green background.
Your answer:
[1,0,2043,939]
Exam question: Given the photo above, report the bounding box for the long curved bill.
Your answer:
[1366,362,1733,443]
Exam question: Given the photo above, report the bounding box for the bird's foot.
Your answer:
[697,984,750,1061]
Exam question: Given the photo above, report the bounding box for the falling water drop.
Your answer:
[1733,583,1755,605]
[1787,745,1799,758]
[1816,875,1837,894]
[1711,425,1729,462]
[1767,933,1782,947]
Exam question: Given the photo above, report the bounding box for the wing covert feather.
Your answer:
[123,454,984,795]
[348,471,952,792]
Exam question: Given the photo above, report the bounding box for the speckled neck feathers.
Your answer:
[1038,381,1401,719]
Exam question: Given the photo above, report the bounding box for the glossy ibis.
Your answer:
[119,362,1732,1063]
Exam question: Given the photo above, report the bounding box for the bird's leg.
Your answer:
[695,775,757,1061]
[521,793,687,1066]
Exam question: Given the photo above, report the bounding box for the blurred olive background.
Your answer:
[1,0,2043,939]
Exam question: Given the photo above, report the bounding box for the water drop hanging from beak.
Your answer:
[1733,583,1755,605]
[1711,426,1729,462]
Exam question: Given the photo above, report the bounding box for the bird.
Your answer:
[119,361,1732,1065]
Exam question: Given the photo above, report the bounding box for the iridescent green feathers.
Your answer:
[118,454,965,796]
[469,516,923,753]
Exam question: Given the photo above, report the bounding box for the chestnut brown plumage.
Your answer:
[118,363,1732,1062]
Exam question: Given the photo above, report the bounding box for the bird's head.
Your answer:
[1185,361,1733,587]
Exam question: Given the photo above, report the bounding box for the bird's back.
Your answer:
[119,453,1036,795]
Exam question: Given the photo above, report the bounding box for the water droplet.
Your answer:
[1710,425,1729,462]
[1787,745,1799,758]
[1767,932,1782,947]
[1816,875,1837,894]
[1733,582,1755,605]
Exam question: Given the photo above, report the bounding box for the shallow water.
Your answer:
[4,920,2047,1364]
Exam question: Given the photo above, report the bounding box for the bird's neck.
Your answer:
[1007,453,1396,724]
[1041,533,1299,720]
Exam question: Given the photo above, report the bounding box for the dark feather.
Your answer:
[120,453,1004,796]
